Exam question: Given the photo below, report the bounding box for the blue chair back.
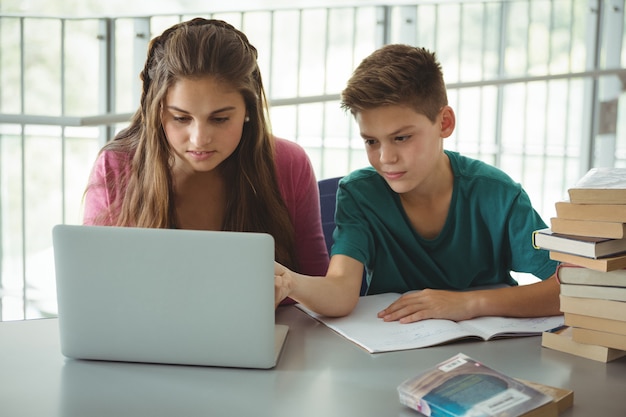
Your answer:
[318,176,342,255]
[317,176,368,295]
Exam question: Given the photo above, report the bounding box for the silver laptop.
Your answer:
[52,224,288,369]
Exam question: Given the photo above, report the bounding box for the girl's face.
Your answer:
[161,76,247,174]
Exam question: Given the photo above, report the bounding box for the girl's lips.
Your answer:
[187,150,214,161]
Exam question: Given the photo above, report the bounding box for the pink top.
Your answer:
[83,137,330,280]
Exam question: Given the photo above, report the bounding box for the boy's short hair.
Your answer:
[340,44,448,122]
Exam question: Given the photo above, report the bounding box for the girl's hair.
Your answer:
[340,44,448,122]
[91,18,298,270]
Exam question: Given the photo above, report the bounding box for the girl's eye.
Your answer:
[395,135,410,142]
[173,116,190,123]
[364,139,377,146]
[213,117,229,123]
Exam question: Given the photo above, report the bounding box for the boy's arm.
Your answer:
[275,254,364,316]
[378,275,562,323]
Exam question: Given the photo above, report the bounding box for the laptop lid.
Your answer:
[52,224,287,369]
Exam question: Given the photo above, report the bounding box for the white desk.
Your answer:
[1,307,625,417]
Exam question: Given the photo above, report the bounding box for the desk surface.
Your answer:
[1,307,625,417]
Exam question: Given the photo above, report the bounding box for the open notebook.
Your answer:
[52,224,287,369]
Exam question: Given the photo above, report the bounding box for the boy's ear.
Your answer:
[439,106,456,138]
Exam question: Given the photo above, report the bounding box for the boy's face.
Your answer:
[355,104,454,195]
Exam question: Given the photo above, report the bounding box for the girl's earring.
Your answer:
[244,116,250,122]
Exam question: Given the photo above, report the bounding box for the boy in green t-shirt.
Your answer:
[275,44,561,323]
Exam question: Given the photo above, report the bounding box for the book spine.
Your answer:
[541,329,619,362]
[559,295,626,319]
[555,202,626,222]
[560,283,626,302]
[550,217,626,239]
[572,327,626,351]
[564,313,626,335]
[550,251,626,272]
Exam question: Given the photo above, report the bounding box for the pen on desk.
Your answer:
[546,324,568,333]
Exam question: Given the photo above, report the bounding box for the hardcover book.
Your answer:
[397,353,558,417]
[560,282,626,302]
[567,167,626,205]
[541,325,626,363]
[559,295,626,320]
[554,201,626,223]
[572,327,626,351]
[550,217,626,239]
[549,251,626,272]
[533,228,626,259]
[564,312,626,336]
[556,264,626,287]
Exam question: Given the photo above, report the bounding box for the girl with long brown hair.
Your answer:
[83,18,329,302]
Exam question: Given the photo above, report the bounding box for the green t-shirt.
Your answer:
[332,150,558,295]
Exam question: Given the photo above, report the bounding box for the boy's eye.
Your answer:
[395,135,410,142]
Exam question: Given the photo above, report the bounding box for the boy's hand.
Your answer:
[274,262,293,309]
[377,289,477,323]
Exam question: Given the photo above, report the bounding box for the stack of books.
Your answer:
[533,167,626,362]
